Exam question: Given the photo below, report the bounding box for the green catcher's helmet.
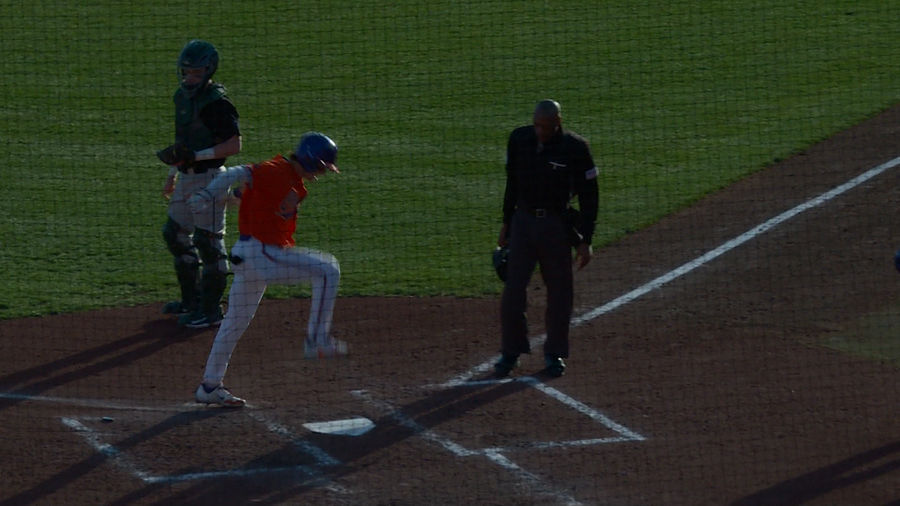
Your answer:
[178,40,219,98]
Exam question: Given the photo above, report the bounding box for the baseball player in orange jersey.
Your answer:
[189,132,346,407]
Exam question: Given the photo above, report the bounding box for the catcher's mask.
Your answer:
[493,246,509,282]
[178,39,219,98]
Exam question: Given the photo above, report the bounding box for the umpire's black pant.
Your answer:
[500,208,573,359]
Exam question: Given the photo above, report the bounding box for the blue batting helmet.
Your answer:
[292,132,338,173]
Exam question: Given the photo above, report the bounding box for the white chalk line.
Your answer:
[0,392,195,412]
[526,378,645,442]
[483,450,584,506]
[483,436,636,453]
[350,389,478,457]
[442,155,900,388]
[352,389,584,506]
[61,417,156,483]
[247,411,341,467]
[58,411,350,492]
[423,376,644,442]
[247,411,350,494]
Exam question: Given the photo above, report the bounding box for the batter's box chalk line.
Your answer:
[353,378,644,455]
[60,412,351,493]
[417,376,645,449]
[351,387,625,506]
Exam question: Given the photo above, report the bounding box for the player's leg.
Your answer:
[260,244,345,358]
[196,239,266,407]
[536,213,573,377]
[180,168,230,328]
[201,274,265,386]
[161,214,199,315]
[500,212,538,352]
[180,227,229,328]
[299,248,341,345]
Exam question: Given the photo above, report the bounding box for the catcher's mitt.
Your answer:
[156,142,195,166]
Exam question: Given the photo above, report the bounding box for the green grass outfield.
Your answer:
[1,1,899,319]
[821,309,900,369]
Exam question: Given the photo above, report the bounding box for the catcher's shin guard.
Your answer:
[194,227,229,316]
[174,257,200,309]
[163,218,201,307]
[199,269,227,315]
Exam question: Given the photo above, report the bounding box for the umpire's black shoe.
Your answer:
[493,354,520,378]
[544,355,566,377]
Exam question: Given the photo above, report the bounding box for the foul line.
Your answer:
[443,155,900,387]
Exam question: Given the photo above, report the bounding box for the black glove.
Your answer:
[156,142,196,166]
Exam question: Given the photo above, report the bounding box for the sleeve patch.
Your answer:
[585,166,599,180]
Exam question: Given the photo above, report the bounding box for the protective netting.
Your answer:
[2,1,900,504]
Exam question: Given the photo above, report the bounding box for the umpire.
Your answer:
[494,99,599,378]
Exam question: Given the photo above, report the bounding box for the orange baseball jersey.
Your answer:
[238,155,308,246]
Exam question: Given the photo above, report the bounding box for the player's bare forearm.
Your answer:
[195,135,242,161]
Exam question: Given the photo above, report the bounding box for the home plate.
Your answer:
[303,417,375,436]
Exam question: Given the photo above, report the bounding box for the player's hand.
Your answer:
[162,175,176,200]
[574,243,592,270]
[187,189,213,214]
[498,224,509,247]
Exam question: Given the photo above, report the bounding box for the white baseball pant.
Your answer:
[202,235,340,386]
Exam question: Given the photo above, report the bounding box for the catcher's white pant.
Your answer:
[168,167,227,234]
[202,236,341,387]
[168,167,229,272]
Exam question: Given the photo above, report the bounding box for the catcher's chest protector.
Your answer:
[174,83,227,151]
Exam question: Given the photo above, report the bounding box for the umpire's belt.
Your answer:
[520,205,564,218]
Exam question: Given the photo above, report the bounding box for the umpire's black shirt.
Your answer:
[502,125,599,244]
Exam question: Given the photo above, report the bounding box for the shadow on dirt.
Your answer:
[0,408,231,506]
[9,374,559,505]
[0,318,195,411]
[732,440,900,506]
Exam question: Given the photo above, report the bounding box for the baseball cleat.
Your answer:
[195,383,245,408]
[178,306,224,329]
[544,355,566,377]
[304,339,350,359]
[493,354,520,378]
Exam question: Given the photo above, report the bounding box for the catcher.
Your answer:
[190,132,346,407]
[158,39,242,328]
